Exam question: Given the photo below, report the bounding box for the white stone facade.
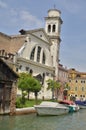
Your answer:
[17,9,63,99]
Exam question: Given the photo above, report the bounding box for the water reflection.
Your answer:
[0,109,86,130]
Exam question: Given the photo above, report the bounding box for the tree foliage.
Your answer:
[17,72,42,103]
[18,72,31,91]
[46,79,61,99]
[47,79,60,90]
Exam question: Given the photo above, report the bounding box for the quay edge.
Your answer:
[15,107,37,115]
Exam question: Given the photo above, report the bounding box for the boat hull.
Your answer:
[68,105,79,112]
[78,105,86,109]
[34,106,69,116]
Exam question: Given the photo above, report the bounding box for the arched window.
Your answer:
[48,25,51,32]
[37,46,41,62]
[42,52,45,64]
[30,47,35,60]
[30,46,46,64]
[52,24,56,32]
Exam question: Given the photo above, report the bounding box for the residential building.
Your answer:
[68,68,86,100]
[56,64,68,100]
[58,64,68,83]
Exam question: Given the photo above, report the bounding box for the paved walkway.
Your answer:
[16,107,36,115]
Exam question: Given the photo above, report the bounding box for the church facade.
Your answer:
[0,9,63,99]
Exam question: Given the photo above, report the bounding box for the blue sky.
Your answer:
[0,0,86,72]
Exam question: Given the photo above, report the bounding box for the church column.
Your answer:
[40,48,43,63]
[34,46,38,62]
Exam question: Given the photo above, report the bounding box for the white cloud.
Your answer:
[0,1,7,8]
[19,10,43,28]
[0,7,43,30]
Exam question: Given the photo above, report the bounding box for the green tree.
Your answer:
[25,76,42,103]
[18,72,31,103]
[30,78,42,104]
[18,72,42,104]
[18,73,31,91]
[46,79,61,100]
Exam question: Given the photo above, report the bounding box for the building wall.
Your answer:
[45,9,63,79]
[58,64,68,83]
[19,34,53,66]
[57,64,68,100]
[17,53,54,99]
[68,68,86,100]
[0,8,62,99]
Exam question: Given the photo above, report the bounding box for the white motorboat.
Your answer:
[34,101,69,116]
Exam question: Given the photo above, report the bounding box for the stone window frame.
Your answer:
[30,46,46,64]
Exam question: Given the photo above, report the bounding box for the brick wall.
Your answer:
[10,82,17,115]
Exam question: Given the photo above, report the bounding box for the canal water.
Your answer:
[0,109,86,130]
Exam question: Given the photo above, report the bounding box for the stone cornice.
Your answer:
[19,28,52,46]
[17,57,55,72]
[49,35,61,43]
[28,32,52,46]
[45,17,63,24]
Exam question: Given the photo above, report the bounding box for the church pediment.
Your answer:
[20,28,51,44]
[30,28,49,43]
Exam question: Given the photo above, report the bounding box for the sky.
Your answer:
[0,0,86,72]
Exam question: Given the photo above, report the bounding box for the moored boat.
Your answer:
[75,100,86,109]
[59,100,79,112]
[34,101,69,116]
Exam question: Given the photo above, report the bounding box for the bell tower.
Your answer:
[45,9,63,79]
[45,9,62,37]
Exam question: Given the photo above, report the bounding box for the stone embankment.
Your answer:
[16,107,37,115]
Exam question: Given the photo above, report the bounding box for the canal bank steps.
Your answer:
[16,107,37,115]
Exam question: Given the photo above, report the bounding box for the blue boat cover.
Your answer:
[75,100,86,106]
